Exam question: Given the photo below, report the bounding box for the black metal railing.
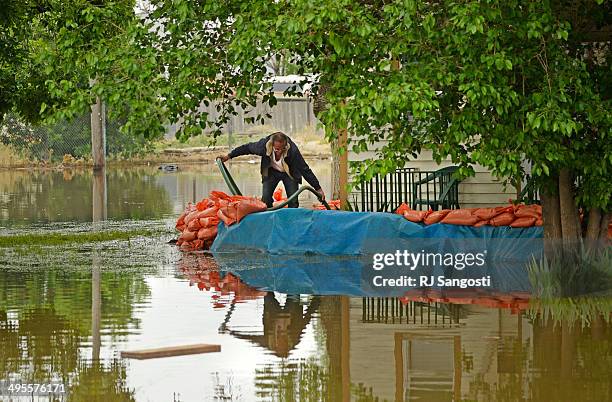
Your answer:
[352,166,461,212]
[361,297,463,326]
[353,167,417,212]
[411,166,461,211]
[516,174,540,205]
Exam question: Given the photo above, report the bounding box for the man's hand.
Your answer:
[217,154,230,162]
[316,188,325,201]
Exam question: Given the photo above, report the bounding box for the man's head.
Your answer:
[271,132,288,155]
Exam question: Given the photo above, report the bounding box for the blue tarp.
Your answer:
[211,208,543,256]
[209,209,545,296]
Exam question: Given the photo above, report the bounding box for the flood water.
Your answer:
[0,164,610,401]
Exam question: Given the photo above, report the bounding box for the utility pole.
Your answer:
[90,97,106,170]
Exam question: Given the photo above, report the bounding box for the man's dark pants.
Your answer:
[262,169,299,208]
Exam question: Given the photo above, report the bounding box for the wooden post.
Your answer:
[91,97,106,170]
[339,127,348,209]
[341,296,350,402]
[306,95,312,126]
[394,333,404,402]
[91,255,101,361]
[453,336,462,401]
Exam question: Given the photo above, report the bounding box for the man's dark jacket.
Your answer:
[228,135,322,190]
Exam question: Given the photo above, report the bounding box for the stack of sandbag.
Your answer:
[175,191,267,251]
[395,203,543,227]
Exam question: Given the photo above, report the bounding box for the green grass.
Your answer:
[0,229,165,248]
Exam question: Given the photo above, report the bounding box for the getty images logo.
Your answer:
[372,250,487,271]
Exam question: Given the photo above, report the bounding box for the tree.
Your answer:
[0,1,53,122]
[27,0,611,240]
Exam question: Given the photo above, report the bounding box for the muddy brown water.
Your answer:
[0,164,610,401]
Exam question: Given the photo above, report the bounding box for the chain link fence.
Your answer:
[0,111,151,163]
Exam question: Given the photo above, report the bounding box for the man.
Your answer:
[218,132,325,208]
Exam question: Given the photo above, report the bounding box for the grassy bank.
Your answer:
[0,229,165,248]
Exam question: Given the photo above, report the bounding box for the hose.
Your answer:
[215,158,242,196]
[266,185,331,210]
[215,157,331,210]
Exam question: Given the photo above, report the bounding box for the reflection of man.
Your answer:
[218,132,325,208]
[227,292,320,358]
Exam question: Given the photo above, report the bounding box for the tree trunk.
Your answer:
[599,212,611,240]
[541,189,562,259]
[558,168,581,241]
[313,82,341,199]
[585,207,602,240]
[542,191,563,240]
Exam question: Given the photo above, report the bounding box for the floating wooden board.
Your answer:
[121,344,221,360]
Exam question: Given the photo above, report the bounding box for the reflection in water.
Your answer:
[222,292,320,358]
[179,255,611,401]
[0,162,332,226]
[0,165,608,401]
[0,253,610,401]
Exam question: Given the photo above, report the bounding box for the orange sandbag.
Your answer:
[219,198,267,226]
[197,226,218,240]
[176,224,186,232]
[192,239,205,250]
[424,209,451,225]
[237,198,268,217]
[441,209,480,226]
[489,211,516,226]
[395,203,410,215]
[514,204,542,219]
[403,209,429,223]
[210,191,232,201]
[195,199,206,211]
[217,208,234,226]
[187,218,201,232]
[329,200,341,210]
[474,206,511,221]
[184,209,201,225]
[273,188,284,201]
[185,207,219,225]
[179,230,197,242]
[510,217,536,227]
[535,218,543,226]
[474,220,489,227]
[199,217,220,227]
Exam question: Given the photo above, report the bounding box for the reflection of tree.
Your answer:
[0,168,172,224]
[14,308,82,382]
[0,266,150,397]
[0,270,150,336]
[528,309,611,402]
[465,297,611,402]
[254,358,331,402]
[68,361,136,402]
